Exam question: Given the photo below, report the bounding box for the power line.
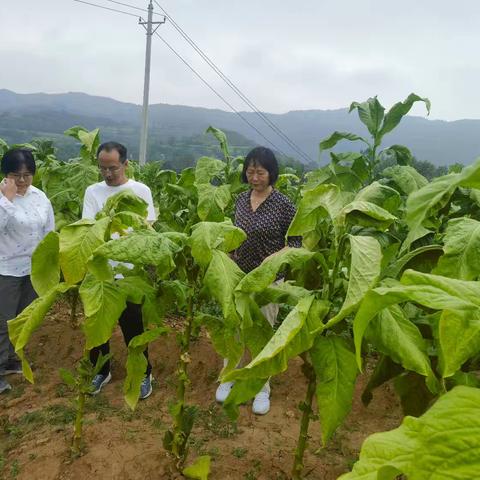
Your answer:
[72,0,290,157]
[103,0,163,17]
[72,0,140,18]
[153,31,290,157]
[153,0,313,163]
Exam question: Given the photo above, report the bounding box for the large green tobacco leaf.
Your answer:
[381,144,413,166]
[340,201,396,231]
[383,245,444,279]
[194,156,225,183]
[235,248,316,295]
[327,235,382,326]
[319,131,369,153]
[434,218,480,280]
[354,182,401,214]
[91,230,181,278]
[379,93,431,139]
[206,126,230,161]
[311,336,358,444]
[288,184,351,237]
[8,283,71,382]
[403,158,480,251]
[189,220,246,266]
[79,274,127,349]
[353,270,480,371]
[349,96,385,140]
[365,305,434,381]
[124,327,168,410]
[340,386,480,480]
[435,310,480,378]
[100,189,148,219]
[59,217,110,285]
[196,183,231,221]
[198,313,243,373]
[223,296,329,383]
[203,250,244,323]
[254,282,311,307]
[183,455,211,480]
[382,165,428,195]
[31,231,60,296]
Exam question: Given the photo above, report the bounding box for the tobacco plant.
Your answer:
[7,190,165,453]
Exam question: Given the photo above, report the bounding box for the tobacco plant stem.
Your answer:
[72,391,85,454]
[172,294,194,463]
[292,361,317,480]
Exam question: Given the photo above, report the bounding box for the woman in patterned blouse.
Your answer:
[215,146,301,415]
[0,149,55,394]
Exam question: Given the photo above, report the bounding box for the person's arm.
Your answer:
[82,187,97,219]
[44,199,55,235]
[144,186,157,224]
[0,178,17,229]
[284,199,302,248]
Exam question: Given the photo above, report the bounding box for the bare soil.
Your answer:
[1,302,402,480]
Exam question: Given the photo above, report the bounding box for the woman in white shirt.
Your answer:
[0,148,55,394]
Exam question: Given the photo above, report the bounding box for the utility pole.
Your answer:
[138,1,165,165]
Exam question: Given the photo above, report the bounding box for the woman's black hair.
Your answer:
[241,146,279,185]
[1,148,36,175]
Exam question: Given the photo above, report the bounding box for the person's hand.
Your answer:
[0,178,17,201]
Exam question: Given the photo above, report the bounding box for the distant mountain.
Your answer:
[1,89,480,165]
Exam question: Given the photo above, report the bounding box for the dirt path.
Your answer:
[1,303,402,479]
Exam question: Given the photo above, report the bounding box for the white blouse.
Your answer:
[0,185,55,277]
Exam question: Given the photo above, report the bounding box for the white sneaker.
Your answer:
[215,381,234,403]
[252,383,270,415]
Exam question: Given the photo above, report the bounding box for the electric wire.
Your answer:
[152,0,313,163]
[72,0,140,18]
[71,0,290,156]
[153,31,290,157]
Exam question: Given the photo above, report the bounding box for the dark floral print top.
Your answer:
[234,189,302,273]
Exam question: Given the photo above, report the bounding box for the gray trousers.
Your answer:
[0,275,37,372]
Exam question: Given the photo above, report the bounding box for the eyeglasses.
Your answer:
[7,172,33,180]
[99,166,122,173]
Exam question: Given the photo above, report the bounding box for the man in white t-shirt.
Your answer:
[82,141,157,400]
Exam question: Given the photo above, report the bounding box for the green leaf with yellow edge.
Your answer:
[434,217,480,280]
[59,217,110,285]
[189,220,246,266]
[8,283,72,382]
[326,235,382,327]
[340,386,480,480]
[124,327,169,410]
[435,309,480,378]
[339,201,396,231]
[311,336,358,445]
[353,271,480,372]
[365,305,435,383]
[223,296,329,383]
[287,184,352,237]
[91,230,181,278]
[196,183,231,221]
[31,230,60,296]
[183,456,211,480]
[79,274,127,349]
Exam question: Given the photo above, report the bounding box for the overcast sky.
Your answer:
[1,0,479,120]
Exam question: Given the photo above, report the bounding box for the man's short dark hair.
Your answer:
[241,146,279,185]
[97,142,127,163]
[1,148,36,175]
